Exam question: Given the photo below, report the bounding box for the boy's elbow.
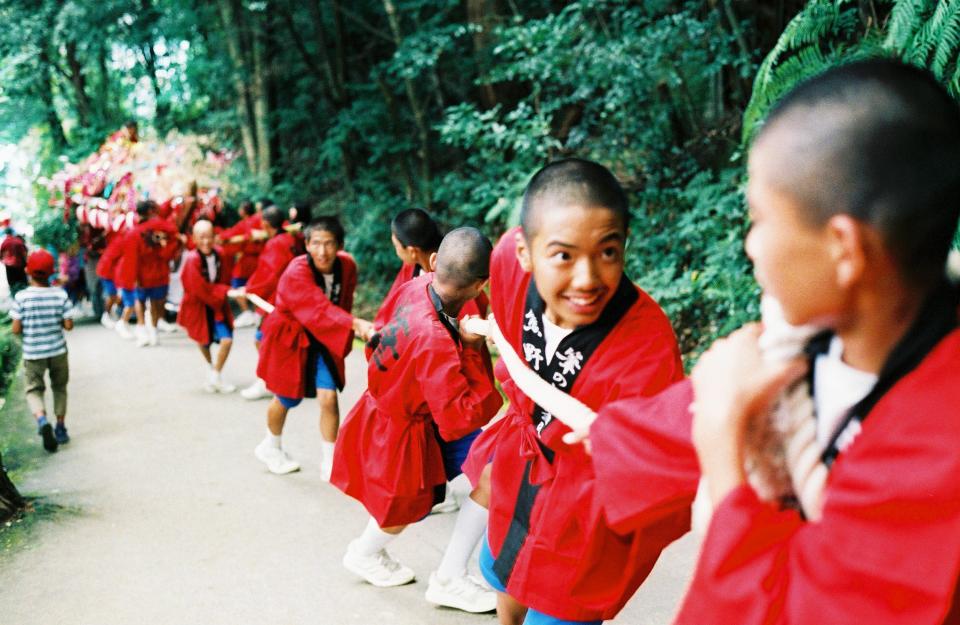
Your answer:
[63,320,74,330]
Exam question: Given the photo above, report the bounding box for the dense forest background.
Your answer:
[2,0,959,358]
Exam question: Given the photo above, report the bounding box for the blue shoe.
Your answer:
[54,424,70,445]
[39,423,58,453]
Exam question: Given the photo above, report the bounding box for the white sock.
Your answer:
[353,517,397,557]
[320,440,336,462]
[448,473,472,501]
[437,496,487,579]
[264,431,281,449]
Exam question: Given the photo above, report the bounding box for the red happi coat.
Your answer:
[116,217,179,289]
[218,214,264,280]
[256,252,356,398]
[96,230,126,281]
[674,327,960,625]
[245,231,304,306]
[331,273,503,527]
[462,227,695,622]
[177,248,234,345]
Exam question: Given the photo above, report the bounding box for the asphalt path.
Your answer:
[0,321,697,625]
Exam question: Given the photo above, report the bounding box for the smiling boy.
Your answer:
[463,159,694,624]
[253,216,373,479]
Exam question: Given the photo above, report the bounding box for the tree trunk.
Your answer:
[217,0,259,179]
[63,40,92,128]
[0,451,25,524]
[382,0,432,207]
[39,46,68,150]
[251,6,272,186]
[467,0,501,108]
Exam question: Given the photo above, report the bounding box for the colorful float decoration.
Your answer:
[46,125,236,234]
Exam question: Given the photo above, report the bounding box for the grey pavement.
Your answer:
[0,322,697,625]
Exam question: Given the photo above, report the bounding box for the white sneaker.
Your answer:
[157,318,178,333]
[147,326,158,346]
[425,571,497,613]
[342,541,415,587]
[116,319,134,340]
[135,326,150,348]
[431,489,460,515]
[234,310,256,328]
[204,370,237,394]
[100,312,114,329]
[241,378,272,400]
[253,440,300,474]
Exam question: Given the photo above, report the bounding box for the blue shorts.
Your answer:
[120,288,141,308]
[141,285,169,302]
[479,535,601,625]
[276,355,337,409]
[206,321,233,346]
[255,327,263,342]
[438,429,481,481]
[100,278,117,296]
[230,277,248,288]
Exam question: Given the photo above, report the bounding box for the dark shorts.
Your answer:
[276,354,336,408]
[100,278,117,296]
[230,277,248,288]
[141,285,169,302]
[438,429,481,481]
[206,321,233,346]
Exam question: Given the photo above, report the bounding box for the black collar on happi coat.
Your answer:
[198,249,221,283]
[805,281,959,468]
[428,283,461,345]
[520,274,638,442]
[308,255,343,306]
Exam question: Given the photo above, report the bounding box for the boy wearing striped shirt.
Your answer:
[10,249,73,452]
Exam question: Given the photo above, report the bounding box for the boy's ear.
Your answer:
[827,215,866,288]
[428,252,438,272]
[515,230,532,273]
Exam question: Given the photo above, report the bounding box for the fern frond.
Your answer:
[742,0,856,144]
[931,1,960,79]
[884,0,928,51]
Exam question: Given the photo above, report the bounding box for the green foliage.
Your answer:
[30,210,78,253]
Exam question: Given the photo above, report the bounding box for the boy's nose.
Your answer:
[570,258,600,289]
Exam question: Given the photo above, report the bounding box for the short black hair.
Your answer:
[520,158,629,236]
[136,200,157,219]
[435,227,492,288]
[262,205,285,230]
[391,208,442,251]
[305,215,345,246]
[292,200,312,226]
[756,58,960,290]
[238,199,255,217]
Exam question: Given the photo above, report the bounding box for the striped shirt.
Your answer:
[10,286,72,360]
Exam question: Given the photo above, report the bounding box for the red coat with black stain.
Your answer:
[462,227,697,622]
[256,252,356,398]
[177,248,234,345]
[332,273,502,527]
[673,329,960,625]
[245,231,304,306]
[115,217,179,289]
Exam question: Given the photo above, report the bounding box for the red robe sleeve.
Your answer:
[675,342,960,625]
[246,238,287,301]
[417,341,503,441]
[181,253,230,311]
[338,252,357,313]
[278,259,354,360]
[590,379,700,533]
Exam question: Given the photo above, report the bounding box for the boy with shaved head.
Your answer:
[178,220,237,393]
[461,158,697,625]
[332,227,503,613]
[664,60,960,625]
